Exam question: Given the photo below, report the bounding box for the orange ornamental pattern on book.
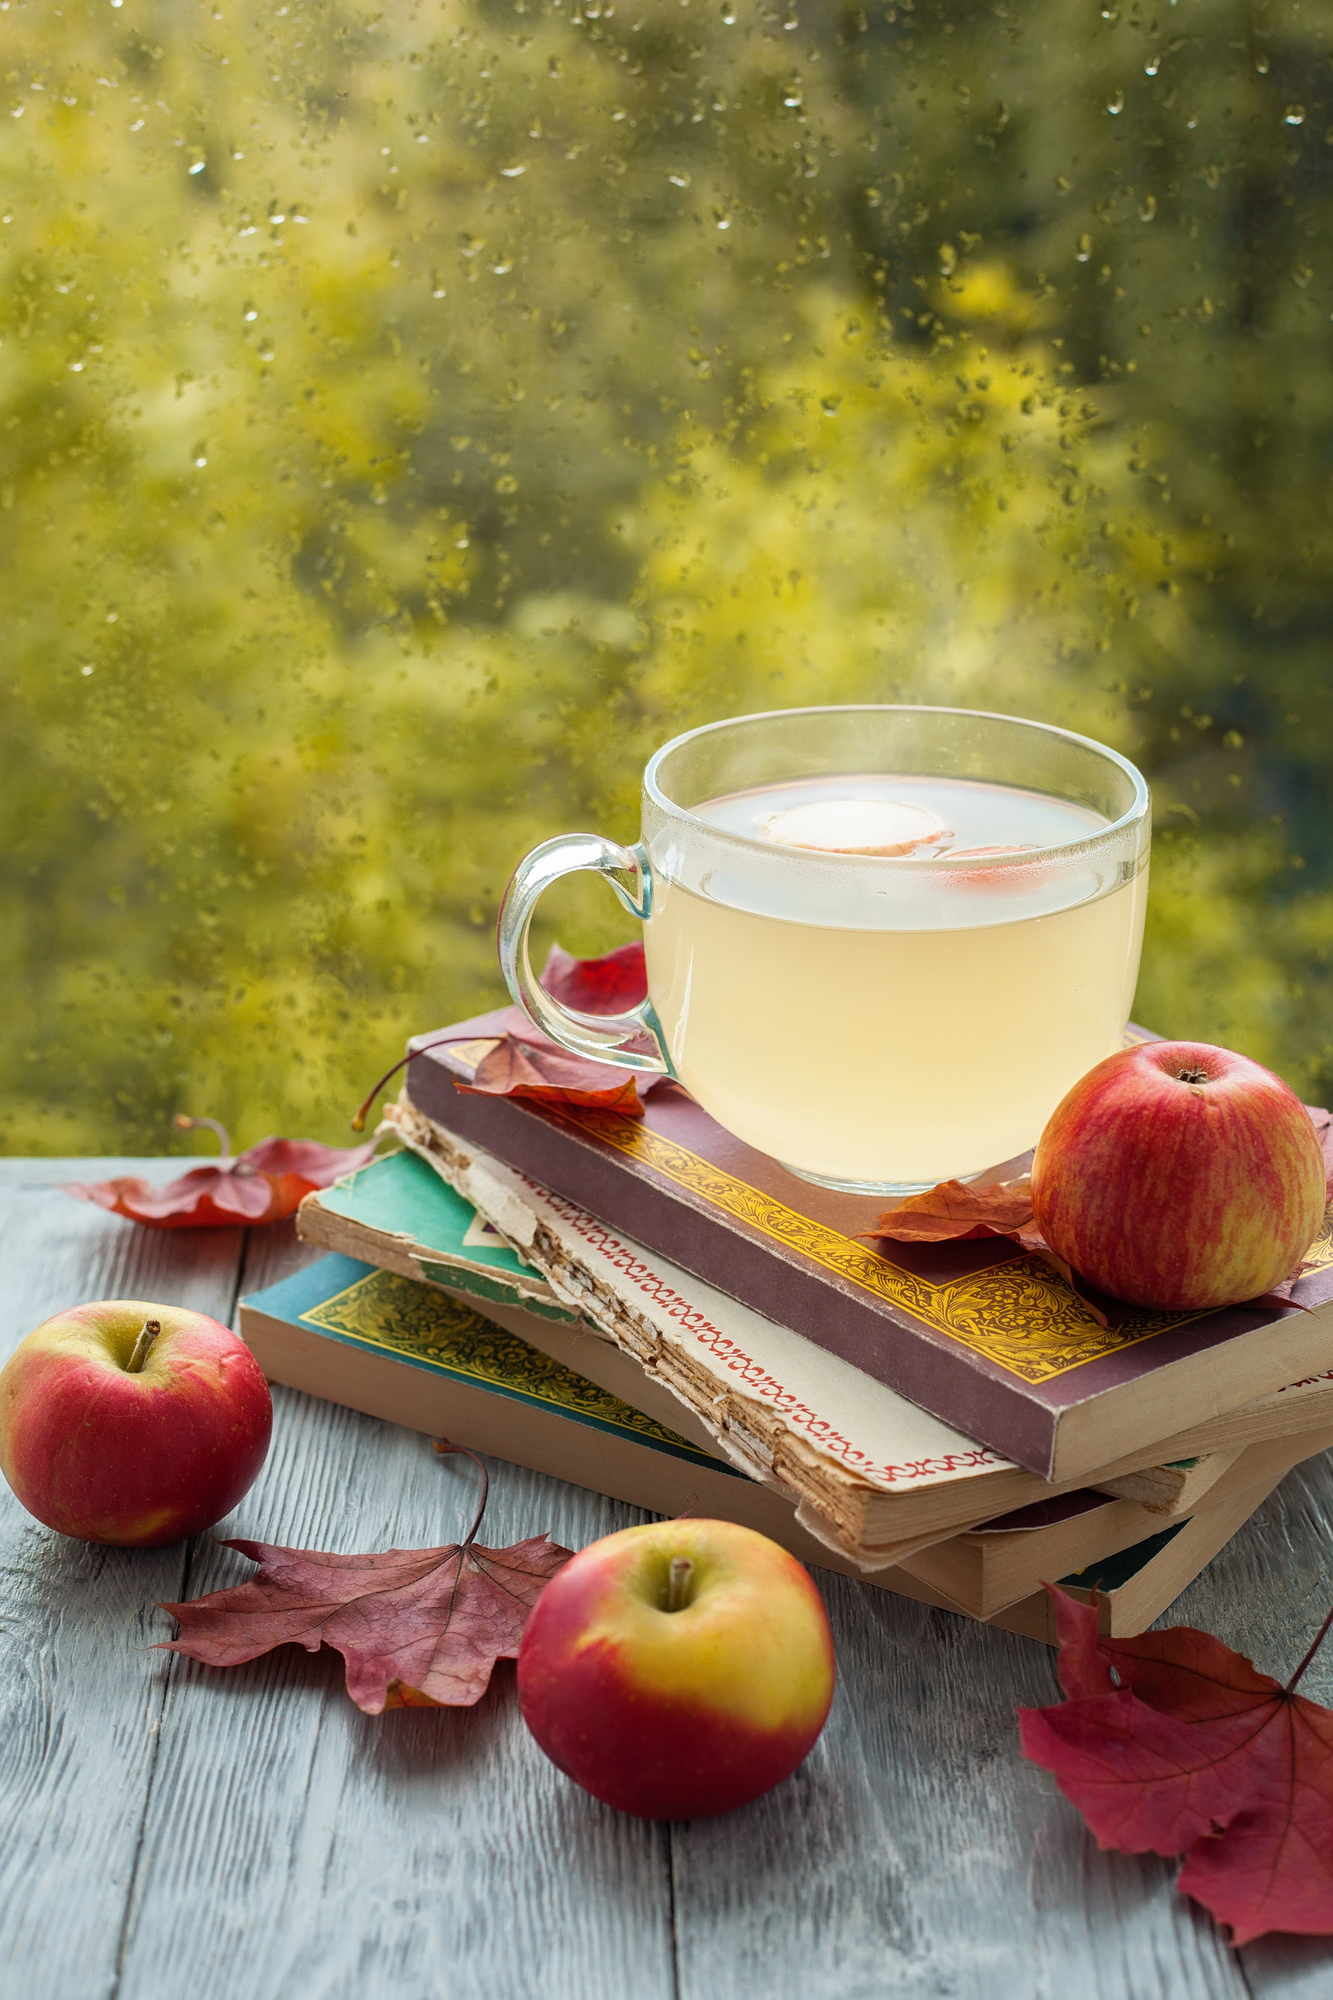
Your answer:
[530,1181,1005,1490]
[535,1104,1333,1387]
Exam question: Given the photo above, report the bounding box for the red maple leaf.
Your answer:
[351,942,657,1130]
[158,1446,572,1712]
[460,1034,645,1117]
[1018,1584,1333,1944]
[64,1118,379,1229]
[538,939,648,1015]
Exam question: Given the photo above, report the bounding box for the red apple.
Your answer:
[0,1299,272,1545]
[517,1517,835,1820]
[1030,1041,1328,1311]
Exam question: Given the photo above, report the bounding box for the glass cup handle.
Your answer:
[497,834,676,1077]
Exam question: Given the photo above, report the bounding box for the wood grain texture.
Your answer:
[115,1219,677,2000]
[0,1160,245,2000]
[1,1164,1332,1998]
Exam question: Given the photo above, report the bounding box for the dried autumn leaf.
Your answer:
[539,939,648,1016]
[65,1124,379,1230]
[352,942,656,1131]
[460,1035,645,1117]
[860,1178,1037,1245]
[1018,1584,1333,1944]
[159,1449,573,1712]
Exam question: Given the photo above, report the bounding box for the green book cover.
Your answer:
[299,1148,575,1321]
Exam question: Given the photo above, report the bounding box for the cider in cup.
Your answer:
[645,774,1147,1189]
[497,707,1152,1195]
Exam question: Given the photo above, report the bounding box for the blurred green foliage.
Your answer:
[2,0,1330,1156]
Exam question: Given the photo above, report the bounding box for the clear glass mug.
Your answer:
[497,705,1151,1195]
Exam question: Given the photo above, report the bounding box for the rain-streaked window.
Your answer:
[3,0,1328,1152]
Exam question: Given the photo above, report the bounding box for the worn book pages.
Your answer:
[239,1251,1287,1639]
[385,1100,1333,1565]
[402,1012,1333,1479]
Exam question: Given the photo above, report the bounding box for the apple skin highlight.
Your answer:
[1031,1041,1328,1312]
[0,1299,272,1545]
[517,1518,835,1820]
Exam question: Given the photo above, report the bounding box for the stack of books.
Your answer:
[240,1011,1333,1643]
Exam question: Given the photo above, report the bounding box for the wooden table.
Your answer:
[4,1159,1333,1999]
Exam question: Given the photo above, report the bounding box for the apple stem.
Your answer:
[126,1319,162,1374]
[666,1555,694,1613]
[174,1113,232,1168]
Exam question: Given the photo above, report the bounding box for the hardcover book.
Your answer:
[380,1103,1333,1559]
[399,1015,1333,1480]
[237,1252,1285,1639]
[301,1146,1298,1555]
[903,1431,1333,1619]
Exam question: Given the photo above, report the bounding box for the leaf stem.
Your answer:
[432,1438,490,1549]
[126,1318,162,1374]
[174,1113,232,1166]
[351,1034,504,1132]
[1287,1599,1333,1693]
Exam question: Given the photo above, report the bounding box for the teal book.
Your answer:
[297,1148,574,1321]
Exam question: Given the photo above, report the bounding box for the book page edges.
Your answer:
[384,1100,1333,1562]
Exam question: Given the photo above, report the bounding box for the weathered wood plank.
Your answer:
[112,1220,678,2000]
[1196,1453,1333,1998]
[669,1572,1244,2000]
[6,1167,1333,1998]
[0,1161,246,2000]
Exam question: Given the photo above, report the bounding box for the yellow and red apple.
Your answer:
[517,1517,835,1820]
[0,1299,272,1545]
[1032,1040,1328,1310]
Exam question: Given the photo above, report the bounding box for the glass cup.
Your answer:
[497,705,1151,1195]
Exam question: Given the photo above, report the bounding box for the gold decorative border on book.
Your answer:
[301,1265,720,1461]
[541,1106,1333,1388]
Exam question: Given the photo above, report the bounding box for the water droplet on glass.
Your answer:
[1107,91,1124,115]
[1144,57,1159,76]
[1255,54,1270,75]
[938,242,957,275]
[431,273,446,297]
[80,664,94,676]
[821,395,841,416]
[501,164,526,177]
[1139,194,1156,221]
[1075,232,1093,261]
[189,159,206,175]
[257,339,275,361]
[1285,105,1305,127]
[242,301,257,320]
[668,171,690,187]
